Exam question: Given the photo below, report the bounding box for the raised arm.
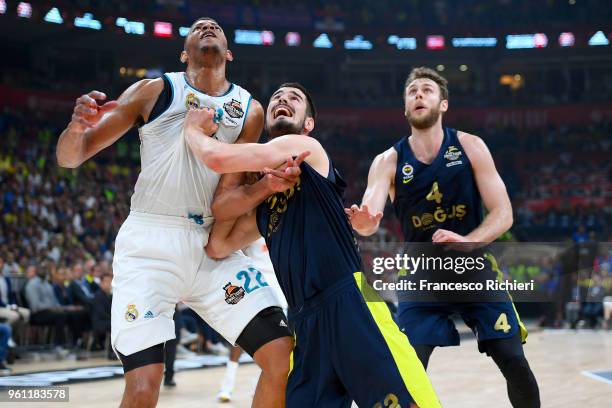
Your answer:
[432,132,513,245]
[56,79,163,168]
[345,148,397,236]
[184,107,328,175]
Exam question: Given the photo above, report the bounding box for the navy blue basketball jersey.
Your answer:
[256,156,362,309]
[393,127,483,242]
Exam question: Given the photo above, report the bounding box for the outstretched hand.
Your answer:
[261,151,310,193]
[344,204,383,231]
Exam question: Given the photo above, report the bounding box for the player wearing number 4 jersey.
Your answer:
[347,67,541,408]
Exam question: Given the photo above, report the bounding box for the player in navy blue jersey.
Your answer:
[183,83,441,408]
[346,67,540,408]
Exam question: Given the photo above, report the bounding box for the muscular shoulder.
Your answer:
[457,131,494,169]
[119,78,164,104]
[238,99,264,143]
[116,78,164,122]
[458,131,491,156]
[372,147,398,175]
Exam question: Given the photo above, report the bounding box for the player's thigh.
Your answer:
[185,251,282,347]
[286,313,352,408]
[111,222,187,356]
[398,301,459,347]
[334,286,440,408]
[460,301,522,344]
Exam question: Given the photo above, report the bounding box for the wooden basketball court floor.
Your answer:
[7,330,611,407]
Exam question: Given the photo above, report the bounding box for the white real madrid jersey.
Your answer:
[130,72,252,220]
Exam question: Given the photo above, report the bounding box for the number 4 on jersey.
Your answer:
[426,181,443,204]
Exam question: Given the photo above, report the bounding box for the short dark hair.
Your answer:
[186,17,220,40]
[277,82,317,120]
[190,17,218,30]
[101,273,112,281]
[405,67,449,100]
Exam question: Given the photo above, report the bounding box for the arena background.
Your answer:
[0,0,611,407]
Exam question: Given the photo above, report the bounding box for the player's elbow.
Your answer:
[56,152,81,168]
[211,201,232,222]
[504,209,514,231]
[205,239,231,260]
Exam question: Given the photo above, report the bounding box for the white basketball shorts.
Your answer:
[111,211,281,356]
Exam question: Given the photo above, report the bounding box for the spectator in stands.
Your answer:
[91,273,112,357]
[25,262,89,348]
[0,323,11,375]
[0,256,30,344]
[573,225,589,243]
[68,262,97,308]
[1,253,20,276]
[52,267,73,306]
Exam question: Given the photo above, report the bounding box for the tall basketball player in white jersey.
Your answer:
[56,18,296,408]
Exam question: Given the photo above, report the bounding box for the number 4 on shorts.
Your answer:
[494,312,511,333]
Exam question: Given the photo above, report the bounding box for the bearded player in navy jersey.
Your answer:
[346,67,540,407]
[183,83,441,408]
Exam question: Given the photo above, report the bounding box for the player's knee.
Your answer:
[129,385,159,408]
[124,375,161,408]
[501,355,539,393]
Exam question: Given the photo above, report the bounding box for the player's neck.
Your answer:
[185,65,230,96]
[409,124,444,163]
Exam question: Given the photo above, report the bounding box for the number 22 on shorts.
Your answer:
[236,267,269,293]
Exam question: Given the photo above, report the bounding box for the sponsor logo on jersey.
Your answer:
[223,282,246,305]
[144,311,155,319]
[185,93,201,110]
[125,304,139,322]
[265,179,301,237]
[411,205,467,229]
[446,160,463,167]
[401,163,414,184]
[444,145,462,161]
[223,98,244,119]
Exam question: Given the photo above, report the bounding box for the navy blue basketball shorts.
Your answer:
[286,273,441,408]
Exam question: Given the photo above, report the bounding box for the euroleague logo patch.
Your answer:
[125,304,139,322]
[223,282,246,305]
[444,145,462,161]
[223,99,244,119]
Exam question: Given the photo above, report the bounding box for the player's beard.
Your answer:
[267,117,305,138]
[406,103,442,130]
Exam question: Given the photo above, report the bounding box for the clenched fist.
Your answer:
[185,107,220,136]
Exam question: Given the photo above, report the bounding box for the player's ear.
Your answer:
[440,99,449,113]
[180,50,188,64]
[304,117,315,133]
[226,49,234,62]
